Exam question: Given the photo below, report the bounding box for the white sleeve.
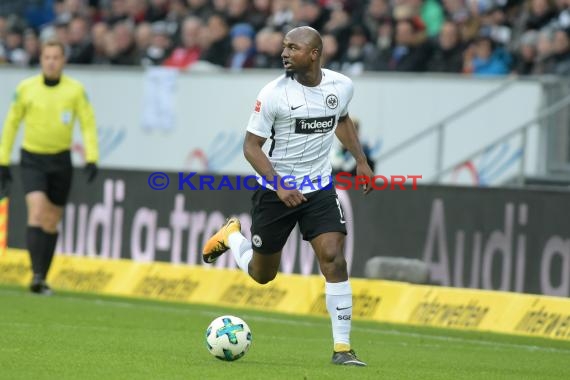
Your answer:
[339,79,354,118]
[246,86,276,138]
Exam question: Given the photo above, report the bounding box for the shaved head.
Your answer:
[287,26,322,56]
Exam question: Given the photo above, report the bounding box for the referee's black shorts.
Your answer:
[20,148,73,206]
[250,184,347,255]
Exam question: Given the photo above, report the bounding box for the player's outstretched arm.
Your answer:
[334,116,374,195]
[243,132,307,207]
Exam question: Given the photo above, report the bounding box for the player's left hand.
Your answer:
[84,163,98,183]
[356,161,374,195]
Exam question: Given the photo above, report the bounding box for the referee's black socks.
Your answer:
[26,226,43,280]
[42,231,58,279]
[26,226,58,282]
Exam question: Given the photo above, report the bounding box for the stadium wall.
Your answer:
[0,67,544,186]
[1,248,568,342]
[4,168,570,297]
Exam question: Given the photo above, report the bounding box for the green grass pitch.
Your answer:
[1,285,568,380]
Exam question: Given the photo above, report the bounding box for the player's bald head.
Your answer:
[286,26,322,55]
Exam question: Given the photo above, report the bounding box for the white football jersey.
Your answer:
[246,69,354,193]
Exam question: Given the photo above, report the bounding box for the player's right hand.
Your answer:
[276,187,307,208]
[0,165,12,195]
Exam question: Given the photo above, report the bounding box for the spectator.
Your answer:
[373,18,395,57]
[54,20,70,49]
[322,33,342,70]
[339,25,376,76]
[426,21,465,72]
[91,21,109,63]
[3,23,26,66]
[145,0,169,23]
[23,28,40,67]
[125,0,148,24]
[442,0,471,24]
[163,0,188,45]
[525,0,558,31]
[188,0,214,21]
[109,20,138,65]
[212,0,229,13]
[102,27,118,63]
[140,21,173,66]
[292,0,331,31]
[322,7,352,48]
[372,18,432,72]
[250,0,273,31]
[266,0,294,32]
[362,0,392,40]
[134,21,153,54]
[163,16,203,69]
[253,27,284,68]
[226,0,252,27]
[478,6,513,47]
[67,17,94,64]
[106,0,129,25]
[532,28,554,73]
[201,12,232,67]
[545,28,570,74]
[463,35,512,76]
[512,30,538,75]
[55,0,90,23]
[0,0,569,78]
[227,22,256,70]
[0,16,7,42]
[553,0,570,30]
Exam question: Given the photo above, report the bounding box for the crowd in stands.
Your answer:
[1,0,570,76]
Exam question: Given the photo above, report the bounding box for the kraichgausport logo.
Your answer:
[147,172,422,191]
[295,116,335,134]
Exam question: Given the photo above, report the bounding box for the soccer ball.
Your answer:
[205,315,252,361]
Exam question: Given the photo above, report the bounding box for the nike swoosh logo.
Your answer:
[291,104,303,110]
[336,306,352,311]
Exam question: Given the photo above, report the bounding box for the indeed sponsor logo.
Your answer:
[295,116,335,134]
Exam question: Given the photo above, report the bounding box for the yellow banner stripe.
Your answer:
[1,248,568,341]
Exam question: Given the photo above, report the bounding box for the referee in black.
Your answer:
[0,39,99,295]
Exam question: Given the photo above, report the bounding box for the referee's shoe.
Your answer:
[30,275,54,296]
[202,217,241,264]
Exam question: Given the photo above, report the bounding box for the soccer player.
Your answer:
[0,39,99,295]
[203,26,373,366]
